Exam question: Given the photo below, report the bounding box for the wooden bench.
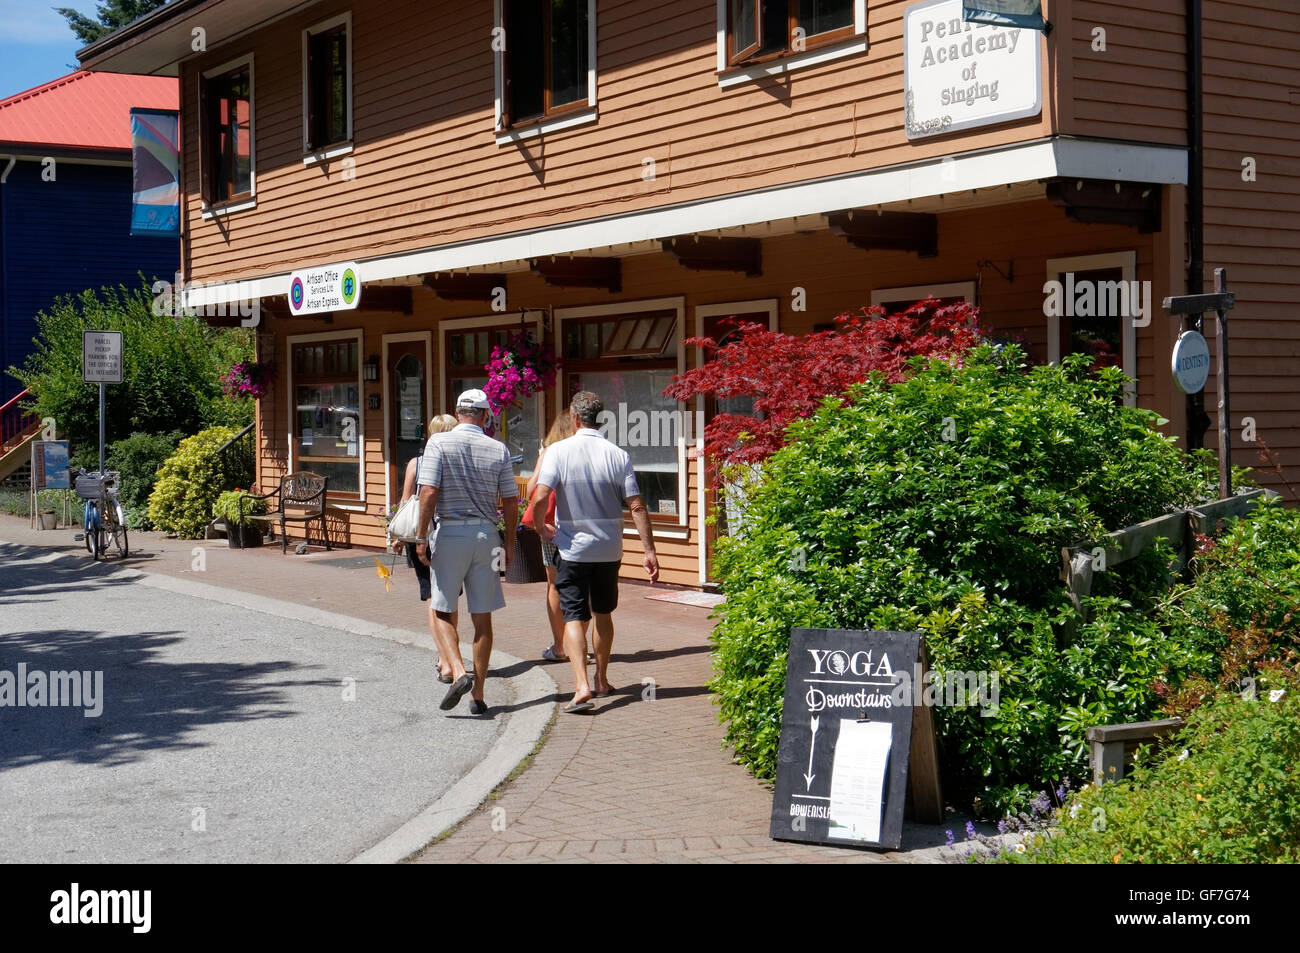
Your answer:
[243,471,330,554]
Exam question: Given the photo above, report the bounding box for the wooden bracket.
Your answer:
[826,209,938,258]
[423,272,508,301]
[529,256,621,292]
[1045,177,1162,233]
[661,235,762,276]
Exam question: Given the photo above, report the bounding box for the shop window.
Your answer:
[561,310,681,520]
[291,337,362,496]
[726,0,856,66]
[1045,252,1138,407]
[444,323,542,477]
[304,17,350,151]
[202,59,253,206]
[502,0,591,125]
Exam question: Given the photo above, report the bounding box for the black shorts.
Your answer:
[406,543,431,602]
[554,555,621,623]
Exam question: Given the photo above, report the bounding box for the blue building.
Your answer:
[0,71,179,402]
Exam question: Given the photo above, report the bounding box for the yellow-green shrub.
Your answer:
[147,426,248,538]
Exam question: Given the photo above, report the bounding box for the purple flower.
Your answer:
[964,820,976,840]
[996,819,1007,835]
[944,829,954,847]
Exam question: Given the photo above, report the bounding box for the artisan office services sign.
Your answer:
[288,262,362,316]
[904,0,1041,140]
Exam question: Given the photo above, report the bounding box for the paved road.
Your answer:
[0,541,511,863]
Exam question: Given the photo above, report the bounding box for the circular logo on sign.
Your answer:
[827,651,850,676]
[1171,330,1210,395]
[290,277,305,311]
[341,268,358,306]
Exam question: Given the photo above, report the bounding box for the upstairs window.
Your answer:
[502,0,591,125]
[727,0,856,66]
[304,15,352,152]
[202,59,253,206]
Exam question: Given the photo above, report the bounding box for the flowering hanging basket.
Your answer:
[222,360,276,400]
[483,331,557,414]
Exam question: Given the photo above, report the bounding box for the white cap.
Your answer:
[456,388,490,410]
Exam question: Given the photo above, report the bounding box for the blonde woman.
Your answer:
[526,411,587,661]
[394,414,460,681]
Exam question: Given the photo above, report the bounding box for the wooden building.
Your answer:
[78,0,1300,586]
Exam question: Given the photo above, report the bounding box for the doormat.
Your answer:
[645,590,724,608]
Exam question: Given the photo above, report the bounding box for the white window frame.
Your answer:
[1045,251,1138,407]
[716,0,867,90]
[493,0,598,145]
[381,330,435,509]
[693,298,779,584]
[199,53,256,219]
[439,311,548,477]
[554,297,689,536]
[871,281,976,309]
[286,328,366,505]
[301,11,354,164]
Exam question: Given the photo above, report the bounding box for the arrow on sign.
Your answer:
[804,716,819,790]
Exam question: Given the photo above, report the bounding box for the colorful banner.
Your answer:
[962,0,1048,32]
[130,108,180,237]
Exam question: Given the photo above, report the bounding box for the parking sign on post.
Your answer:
[82,330,122,474]
[82,331,123,384]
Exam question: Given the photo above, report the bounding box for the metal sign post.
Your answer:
[1163,268,1235,498]
[82,331,123,473]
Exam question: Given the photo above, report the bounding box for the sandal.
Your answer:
[592,684,617,698]
[563,700,594,714]
[541,645,568,662]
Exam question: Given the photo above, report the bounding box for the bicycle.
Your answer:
[74,468,129,560]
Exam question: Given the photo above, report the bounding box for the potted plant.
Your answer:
[483,331,557,415]
[213,488,266,548]
[497,497,546,583]
[221,360,276,400]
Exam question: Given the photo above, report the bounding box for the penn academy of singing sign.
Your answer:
[288,262,362,316]
[771,629,922,850]
[82,331,123,384]
[904,0,1042,140]
[1172,330,1211,395]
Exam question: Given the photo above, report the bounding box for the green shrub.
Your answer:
[104,431,183,531]
[1158,499,1300,711]
[212,489,267,526]
[710,346,1217,812]
[8,282,253,451]
[147,426,247,538]
[1014,680,1300,863]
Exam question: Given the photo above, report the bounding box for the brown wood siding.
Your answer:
[1065,0,1187,145]
[257,198,1165,582]
[179,0,1059,286]
[1199,0,1300,501]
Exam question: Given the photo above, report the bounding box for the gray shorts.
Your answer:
[429,521,505,615]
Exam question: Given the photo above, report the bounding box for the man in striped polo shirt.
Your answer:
[529,391,659,713]
[416,389,517,716]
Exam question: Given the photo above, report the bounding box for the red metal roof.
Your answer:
[0,70,178,153]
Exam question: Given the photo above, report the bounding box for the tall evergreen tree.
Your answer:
[57,1,169,46]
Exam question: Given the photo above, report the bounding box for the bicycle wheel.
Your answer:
[86,503,101,560]
[83,504,96,555]
[111,503,129,558]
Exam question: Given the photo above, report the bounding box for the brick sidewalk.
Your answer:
[1,516,949,863]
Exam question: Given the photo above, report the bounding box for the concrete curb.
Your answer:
[0,538,560,865]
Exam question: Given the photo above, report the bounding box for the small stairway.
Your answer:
[0,389,41,484]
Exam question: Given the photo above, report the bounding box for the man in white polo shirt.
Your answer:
[529,391,658,713]
[416,389,517,716]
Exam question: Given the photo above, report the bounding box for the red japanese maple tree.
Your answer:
[664,297,983,482]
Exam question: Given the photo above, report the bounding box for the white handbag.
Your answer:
[387,496,424,542]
